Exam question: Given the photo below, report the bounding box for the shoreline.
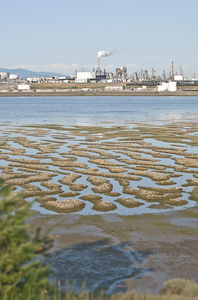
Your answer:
[1,90,198,97]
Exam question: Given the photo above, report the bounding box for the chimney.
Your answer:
[97,56,100,69]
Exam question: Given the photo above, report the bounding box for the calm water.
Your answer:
[0,96,198,125]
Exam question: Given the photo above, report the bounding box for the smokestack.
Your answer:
[97,49,117,69]
[171,61,174,80]
[180,64,183,76]
[97,56,100,69]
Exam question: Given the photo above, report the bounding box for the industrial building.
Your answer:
[174,75,184,81]
[75,71,96,83]
[9,74,19,80]
[27,77,41,83]
[74,50,128,83]
[105,86,125,92]
[0,72,9,79]
[157,82,177,92]
[75,67,127,83]
[18,84,30,91]
[116,66,127,81]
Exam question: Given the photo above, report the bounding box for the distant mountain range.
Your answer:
[0,68,67,78]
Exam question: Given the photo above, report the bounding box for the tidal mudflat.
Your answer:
[1,121,198,294]
[28,206,198,295]
[0,122,198,215]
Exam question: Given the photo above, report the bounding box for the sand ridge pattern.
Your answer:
[0,122,198,214]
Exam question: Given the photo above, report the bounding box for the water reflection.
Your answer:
[0,96,198,126]
[47,239,152,294]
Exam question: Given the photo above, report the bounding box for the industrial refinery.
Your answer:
[0,51,198,94]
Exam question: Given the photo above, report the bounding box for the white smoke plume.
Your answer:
[98,50,117,58]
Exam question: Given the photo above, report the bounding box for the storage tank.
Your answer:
[157,82,169,92]
[168,81,177,92]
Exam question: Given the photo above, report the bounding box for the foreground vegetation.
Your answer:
[0,178,53,299]
[0,178,198,300]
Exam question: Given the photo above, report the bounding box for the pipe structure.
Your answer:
[97,56,100,69]
[171,61,174,80]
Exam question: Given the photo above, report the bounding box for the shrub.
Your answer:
[0,178,53,300]
[160,278,198,298]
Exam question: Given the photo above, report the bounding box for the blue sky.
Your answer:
[1,0,197,77]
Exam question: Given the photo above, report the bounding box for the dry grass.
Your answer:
[30,82,111,90]
[54,278,198,299]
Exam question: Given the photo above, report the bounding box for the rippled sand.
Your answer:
[0,122,198,214]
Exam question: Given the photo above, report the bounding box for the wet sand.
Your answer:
[28,205,198,294]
